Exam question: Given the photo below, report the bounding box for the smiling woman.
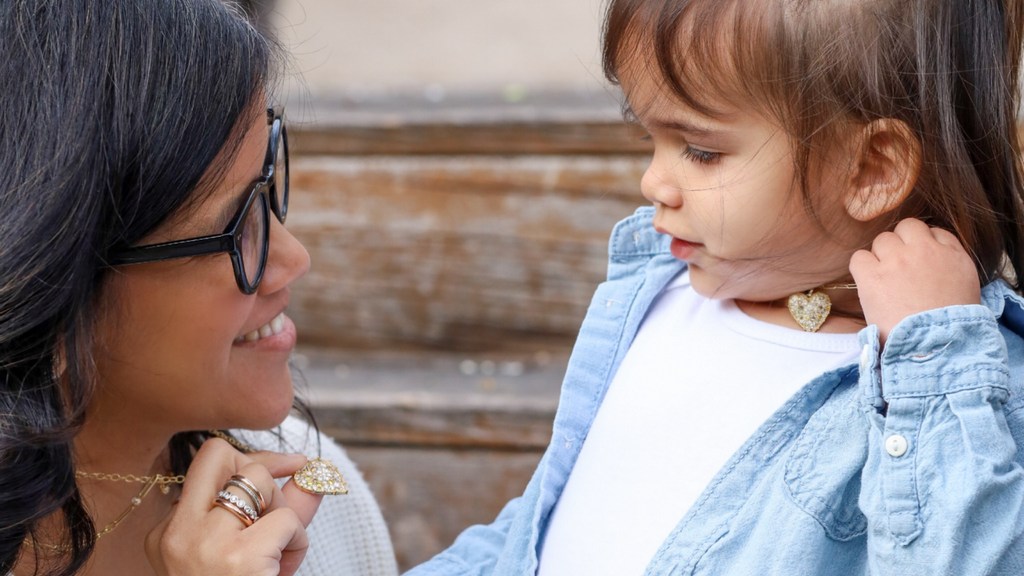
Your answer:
[0,2,394,576]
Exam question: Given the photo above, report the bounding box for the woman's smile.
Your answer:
[233,311,297,351]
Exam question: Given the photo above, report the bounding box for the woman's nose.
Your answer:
[257,217,311,295]
[640,154,683,208]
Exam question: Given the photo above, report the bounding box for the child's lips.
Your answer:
[670,237,700,260]
[653,226,702,255]
[653,224,703,259]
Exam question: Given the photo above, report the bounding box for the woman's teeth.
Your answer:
[238,313,286,343]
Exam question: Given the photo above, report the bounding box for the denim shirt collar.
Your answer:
[621,207,1024,339]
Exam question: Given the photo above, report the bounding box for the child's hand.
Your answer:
[849,218,981,345]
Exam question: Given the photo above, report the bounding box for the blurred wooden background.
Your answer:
[285,99,650,570]
[247,0,654,569]
[253,0,1024,569]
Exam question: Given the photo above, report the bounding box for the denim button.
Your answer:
[860,344,871,371]
[885,434,908,457]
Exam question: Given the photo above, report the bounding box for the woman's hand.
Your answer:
[850,218,981,345]
[145,438,324,576]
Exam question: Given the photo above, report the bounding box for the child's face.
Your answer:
[623,69,875,302]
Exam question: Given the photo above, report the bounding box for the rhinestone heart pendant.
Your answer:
[293,458,349,496]
[787,290,832,332]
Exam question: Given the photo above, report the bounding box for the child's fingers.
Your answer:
[892,217,932,243]
[869,230,905,258]
[929,226,963,249]
[848,249,880,287]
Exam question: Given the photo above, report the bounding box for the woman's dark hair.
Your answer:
[603,0,1024,287]
[0,1,278,573]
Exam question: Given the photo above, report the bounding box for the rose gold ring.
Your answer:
[213,495,255,527]
[226,474,266,515]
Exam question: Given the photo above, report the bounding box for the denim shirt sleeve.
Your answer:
[858,304,1024,574]
[403,498,521,576]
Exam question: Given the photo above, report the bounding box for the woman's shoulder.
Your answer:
[234,416,399,576]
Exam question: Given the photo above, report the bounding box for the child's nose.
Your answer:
[640,157,683,208]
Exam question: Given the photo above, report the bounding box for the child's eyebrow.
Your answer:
[647,118,720,137]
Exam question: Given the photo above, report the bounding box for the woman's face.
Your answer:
[92,108,310,435]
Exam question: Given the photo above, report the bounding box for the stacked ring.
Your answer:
[211,473,266,528]
[226,474,265,515]
[213,493,255,527]
[216,491,259,523]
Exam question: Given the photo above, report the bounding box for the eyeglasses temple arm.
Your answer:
[107,234,235,267]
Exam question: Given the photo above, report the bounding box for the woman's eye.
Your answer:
[682,145,721,165]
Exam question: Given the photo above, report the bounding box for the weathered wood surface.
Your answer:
[297,348,563,450]
[290,122,654,156]
[287,155,648,351]
[296,347,561,571]
[283,112,654,570]
[347,446,543,571]
[315,404,557,450]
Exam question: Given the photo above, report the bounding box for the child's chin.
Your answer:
[687,267,728,299]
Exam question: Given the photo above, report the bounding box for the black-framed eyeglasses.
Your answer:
[109,107,289,295]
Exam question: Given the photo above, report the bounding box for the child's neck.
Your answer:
[736,290,867,334]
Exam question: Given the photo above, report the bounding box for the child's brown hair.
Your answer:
[603,0,1024,288]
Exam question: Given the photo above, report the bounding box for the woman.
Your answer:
[0,1,397,575]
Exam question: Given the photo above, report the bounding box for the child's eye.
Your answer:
[682,145,721,165]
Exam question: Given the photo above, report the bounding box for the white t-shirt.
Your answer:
[537,271,860,576]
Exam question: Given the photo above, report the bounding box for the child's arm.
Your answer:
[851,218,1024,573]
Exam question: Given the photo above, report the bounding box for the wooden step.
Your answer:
[296,347,564,450]
[287,154,647,352]
[296,347,564,569]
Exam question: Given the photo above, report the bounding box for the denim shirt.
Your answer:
[406,207,1024,576]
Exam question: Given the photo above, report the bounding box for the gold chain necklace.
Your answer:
[28,431,252,552]
[28,475,169,552]
[786,283,858,332]
[207,428,256,453]
[76,471,187,495]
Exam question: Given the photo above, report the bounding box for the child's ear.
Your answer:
[843,119,922,222]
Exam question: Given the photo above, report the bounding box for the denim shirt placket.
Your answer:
[511,208,685,574]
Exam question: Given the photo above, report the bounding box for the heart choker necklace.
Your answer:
[787,284,857,332]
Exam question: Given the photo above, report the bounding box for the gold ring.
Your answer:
[213,496,255,527]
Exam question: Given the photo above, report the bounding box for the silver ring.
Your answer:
[224,479,263,516]
[217,490,259,523]
[228,474,266,513]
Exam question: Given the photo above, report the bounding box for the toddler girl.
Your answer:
[410,0,1024,574]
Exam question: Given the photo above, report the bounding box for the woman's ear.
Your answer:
[843,119,922,222]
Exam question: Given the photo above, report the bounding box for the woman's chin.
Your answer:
[218,374,296,431]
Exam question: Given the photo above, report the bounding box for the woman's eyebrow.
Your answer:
[211,183,252,233]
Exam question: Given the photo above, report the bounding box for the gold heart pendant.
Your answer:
[292,458,349,496]
[787,290,832,332]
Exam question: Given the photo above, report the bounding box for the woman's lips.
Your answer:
[670,237,701,260]
[233,313,297,352]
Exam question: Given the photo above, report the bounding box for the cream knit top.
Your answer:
[235,416,398,576]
